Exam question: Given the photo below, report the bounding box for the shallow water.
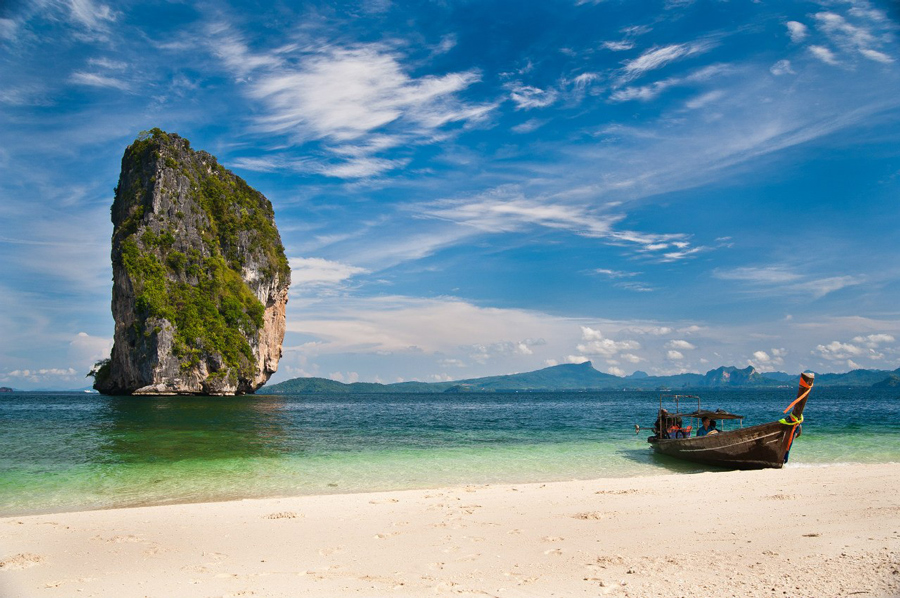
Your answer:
[1,387,897,515]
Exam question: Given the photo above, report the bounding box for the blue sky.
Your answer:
[1,0,899,389]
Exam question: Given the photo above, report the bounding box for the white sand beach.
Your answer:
[2,463,898,597]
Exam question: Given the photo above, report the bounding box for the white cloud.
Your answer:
[750,347,786,371]
[2,367,80,384]
[685,89,725,109]
[607,365,626,377]
[328,371,359,383]
[666,350,684,360]
[786,21,808,43]
[666,340,696,350]
[468,339,544,363]
[809,45,839,65]
[68,331,113,370]
[581,326,603,341]
[566,355,590,364]
[770,60,795,76]
[87,57,127,70]
[858,48,893,64]
[614,281,655,292]
[577,327,640,357]
[815,341,864,360]
[852,333,895,347]
[621,353,643,363]
[285,296,570,357]
[5,368,78,377]
[320,157,409,179]
[508,84,559,110]
[289,257,368,286]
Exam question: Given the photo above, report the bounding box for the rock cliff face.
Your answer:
[93,129,290,395]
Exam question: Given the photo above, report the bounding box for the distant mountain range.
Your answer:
[263,362,900,394]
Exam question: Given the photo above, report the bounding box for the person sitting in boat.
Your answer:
[654,410,669,437]
[707,420,720,435]
[696,417,712,437]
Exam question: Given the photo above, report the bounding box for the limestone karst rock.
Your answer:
[92,129,290,395]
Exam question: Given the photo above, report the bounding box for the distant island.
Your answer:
[263,362,900,394]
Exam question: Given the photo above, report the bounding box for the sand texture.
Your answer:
[1,463,898,597]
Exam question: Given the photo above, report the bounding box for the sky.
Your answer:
[1,0,900,390]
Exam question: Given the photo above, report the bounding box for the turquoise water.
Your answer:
[1,388,898,516]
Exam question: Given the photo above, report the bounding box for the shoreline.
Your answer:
[4,459,896,520]
[2,463,898,597]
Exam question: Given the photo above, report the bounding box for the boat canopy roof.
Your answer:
[660,409,744,421]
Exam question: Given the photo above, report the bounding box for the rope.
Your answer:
[778,413,804,426]
[782,384,812,414]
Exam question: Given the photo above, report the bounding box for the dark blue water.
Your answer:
[1,387,897,515]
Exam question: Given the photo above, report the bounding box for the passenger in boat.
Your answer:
[707,420,720,435]
[654,410,669,437]
[696,417,712,437]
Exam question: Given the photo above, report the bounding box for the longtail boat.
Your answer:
[647,372,814,470]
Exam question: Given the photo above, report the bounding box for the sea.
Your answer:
[1,387,898,516]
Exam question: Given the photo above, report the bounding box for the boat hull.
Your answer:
[648,421,795,470]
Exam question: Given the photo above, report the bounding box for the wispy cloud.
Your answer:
[417,187,700,261]
[814,11,894,64]
[714,266,864,299]
[603,40,634,52]
[620,40,716,81]
[610,63,730,102]
[247,45,486,141]
[0,18,19,41]
[68,71,131,91]
[208,24,496,178]
[507,84,558,109]
[594,268,640,278]
[511,118,546,134]
[714,266,802,284]
[66,0,117,31]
